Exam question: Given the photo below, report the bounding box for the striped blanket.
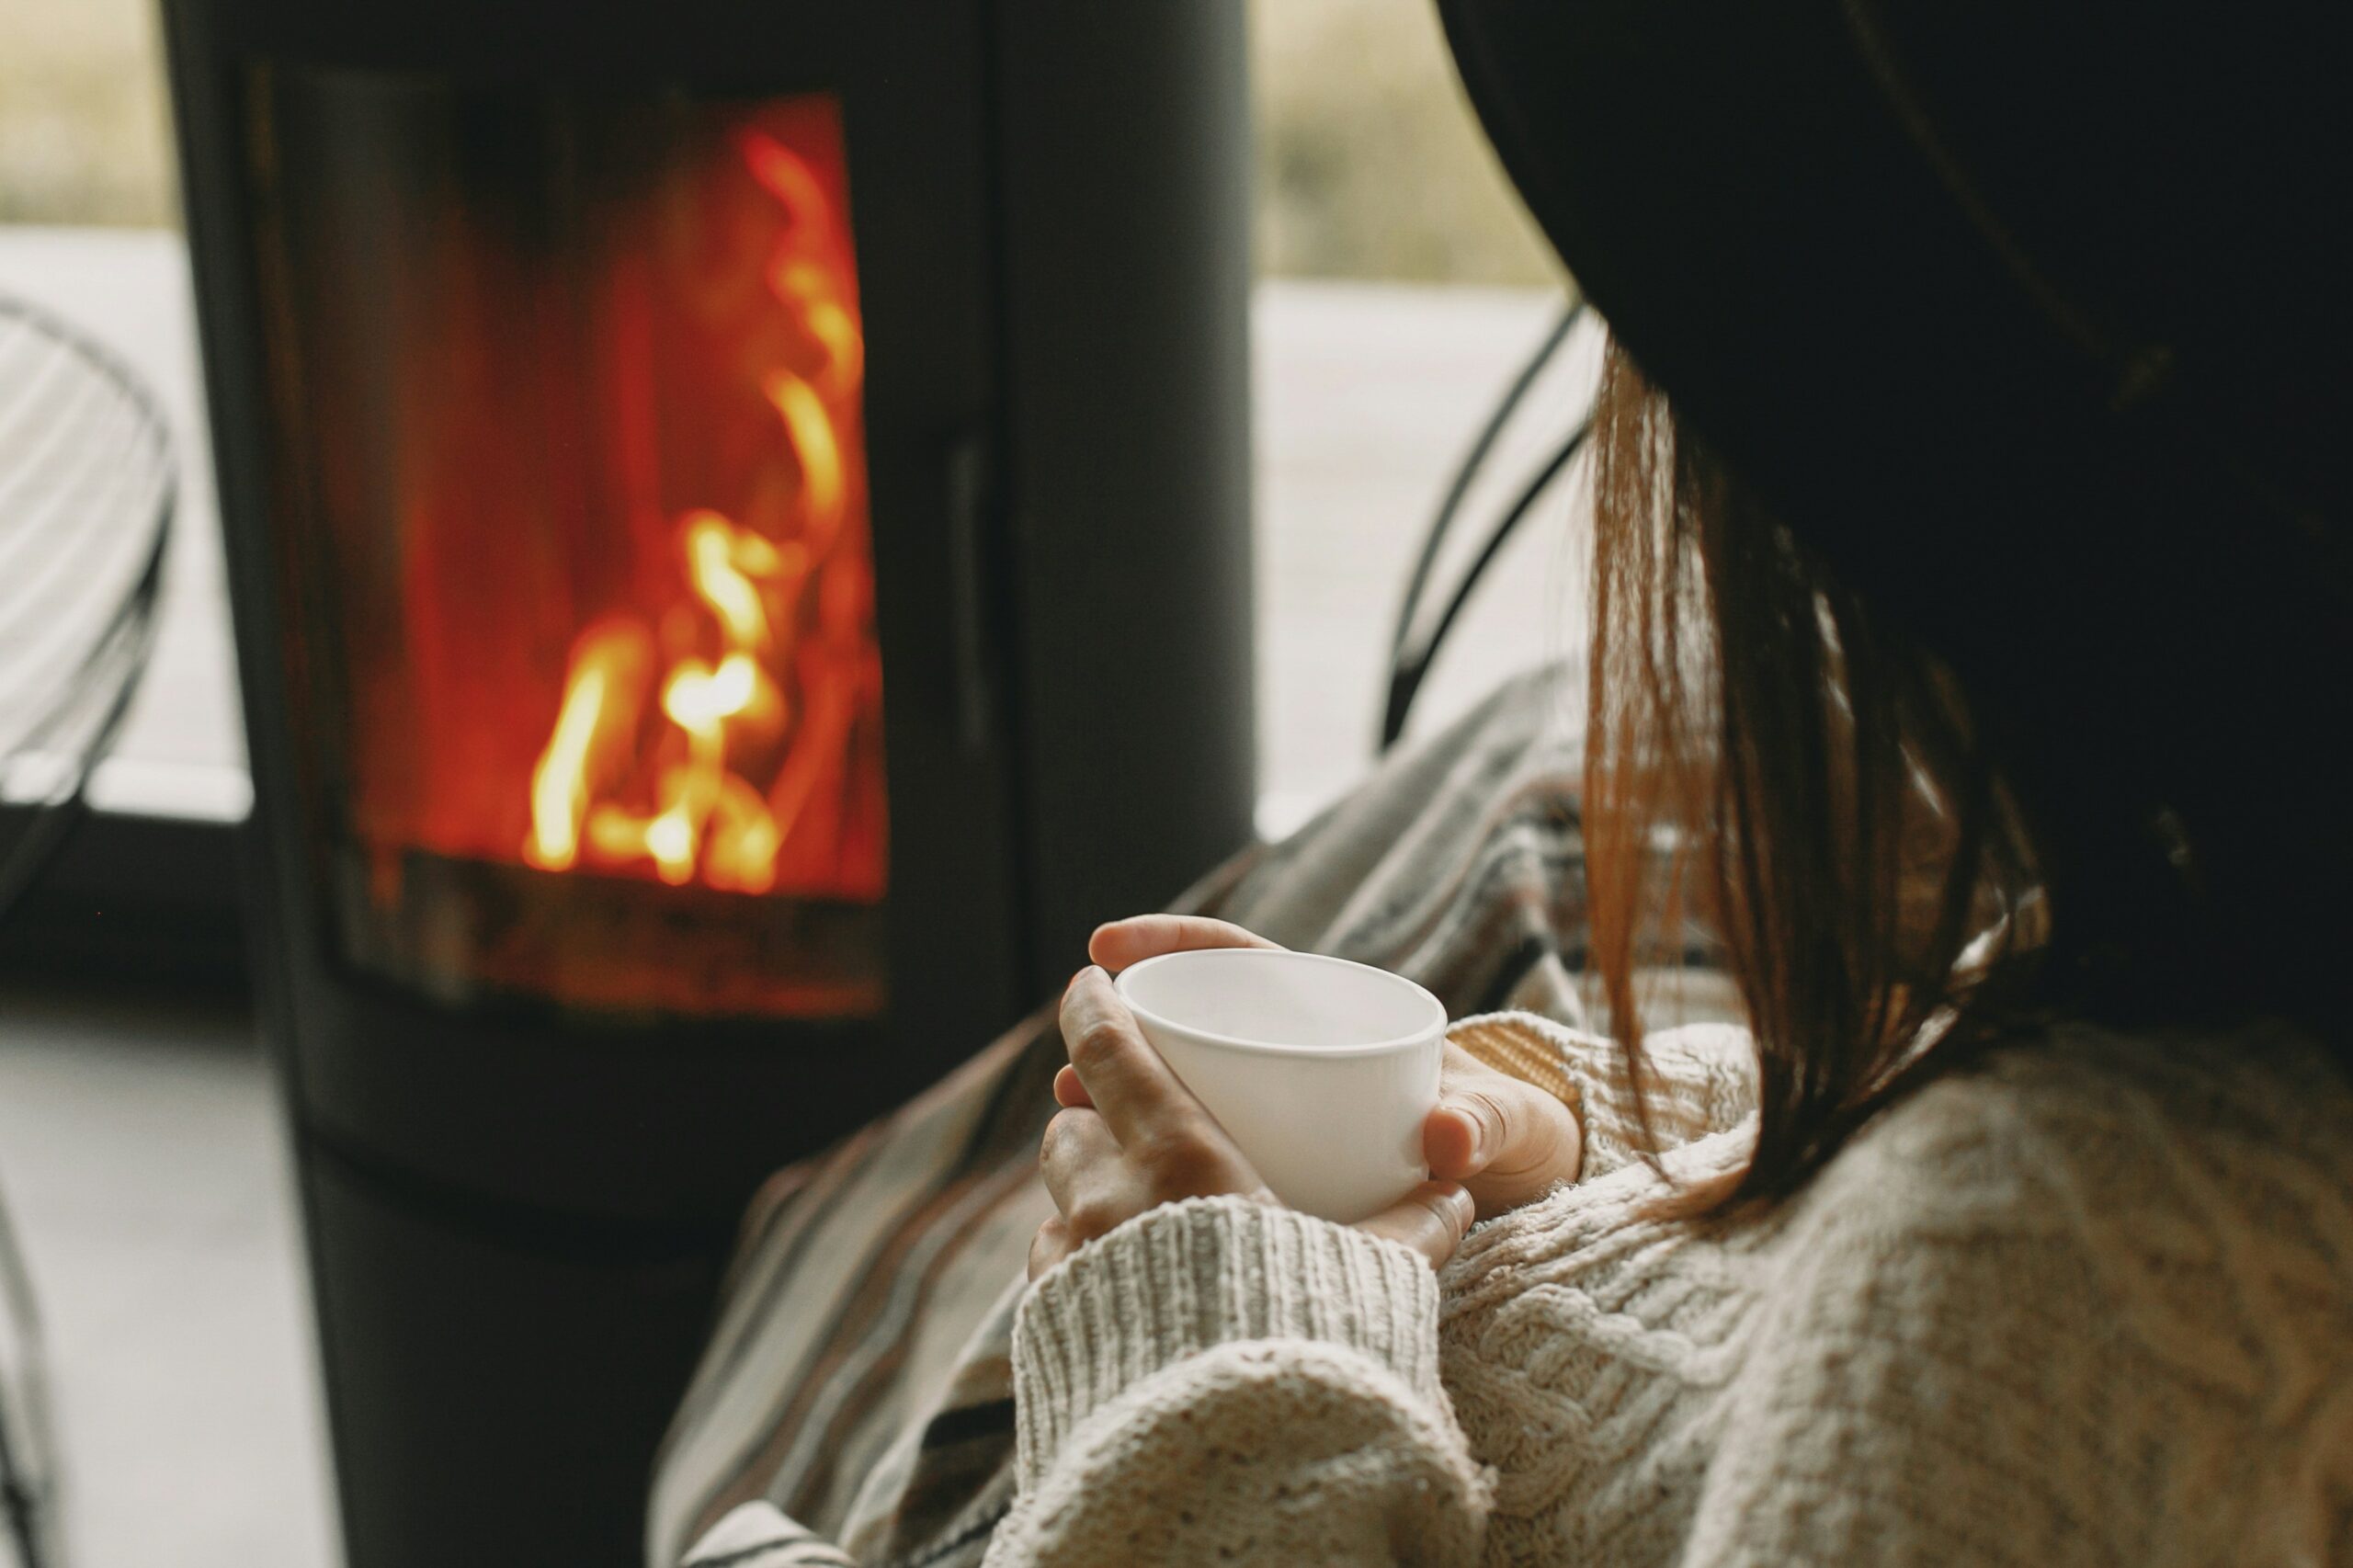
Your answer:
[649,664,1730,1568]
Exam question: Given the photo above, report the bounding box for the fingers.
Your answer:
[1037,1104,1209,1264]
[1037,1105,1122,1215]
[1059,966,1202,1149]
[1354,1181,1476,1269]
[1034,944,1281,1285]
[1029,1215,1073,1280]
[1066,920,1264,1108]
[1038,1106,1153,1247]
[1088,915,1282,971]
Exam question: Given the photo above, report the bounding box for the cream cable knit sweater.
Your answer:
[987,1012,2353,1566]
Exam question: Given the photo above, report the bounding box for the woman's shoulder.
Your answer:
[1865,1014,2353,1210]
[1831,1015,2353,1276]
[1457,1010,2353,1346]
[1813,1018,2353,1553]
[1823,1017,2353,1471]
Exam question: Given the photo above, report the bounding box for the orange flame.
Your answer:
[522,125,878,899]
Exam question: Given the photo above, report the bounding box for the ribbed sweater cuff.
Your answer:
[1012,1195,1440,1489]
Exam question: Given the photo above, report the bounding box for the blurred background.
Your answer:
[0,3,1594,1565]
[0,0,1593,837]
[2,0,1560,280]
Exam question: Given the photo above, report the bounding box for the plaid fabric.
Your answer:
[653,665,1731,1568]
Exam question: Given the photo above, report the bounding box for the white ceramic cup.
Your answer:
[1113,948,1447,1223]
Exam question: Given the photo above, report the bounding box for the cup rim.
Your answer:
[1113,948,1447,1059]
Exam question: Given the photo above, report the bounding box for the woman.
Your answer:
[1006,0,2353,1562]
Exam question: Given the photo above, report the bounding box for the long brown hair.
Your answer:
[1586,342,2052,1210]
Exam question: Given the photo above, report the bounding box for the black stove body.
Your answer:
[161,4,1255,1563]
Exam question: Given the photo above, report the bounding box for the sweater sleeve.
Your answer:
[1450,1011,1756,1178]
[983,1196,1489,1567]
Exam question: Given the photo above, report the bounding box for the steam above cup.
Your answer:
[1114,949,1447,1223]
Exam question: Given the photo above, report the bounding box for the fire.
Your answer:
[522,125,879,900]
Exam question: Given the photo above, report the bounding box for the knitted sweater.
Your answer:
[986,1012,2353,1566]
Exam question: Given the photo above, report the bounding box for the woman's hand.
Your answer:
[1423,1044,1583,1220]
[1029,952,1479,1278]
[1029,963,1272,1280]
[1085,917,1582,1221]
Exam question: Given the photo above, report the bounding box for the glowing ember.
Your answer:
[521,124,881,900]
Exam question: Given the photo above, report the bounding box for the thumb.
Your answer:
[1353,1181,1476,1268]
[1425,1088,1511,1183]
[1423,1061,1582,1219]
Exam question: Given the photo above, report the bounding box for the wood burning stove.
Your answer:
[160,5,1254,1564]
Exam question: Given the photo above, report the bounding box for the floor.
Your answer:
[0,983,337,1568]
[0,227,1599,1567]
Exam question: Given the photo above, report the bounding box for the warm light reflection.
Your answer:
[522,126,878,899]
